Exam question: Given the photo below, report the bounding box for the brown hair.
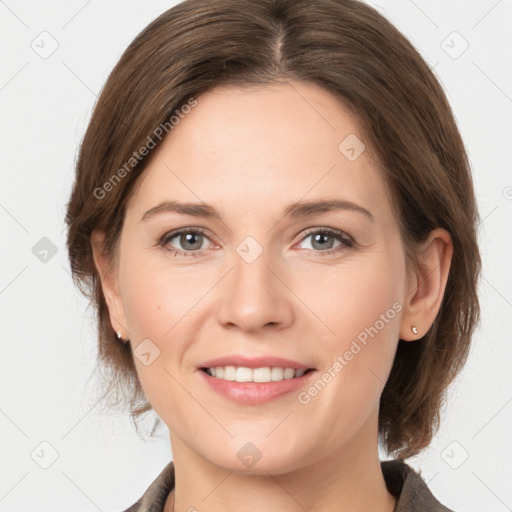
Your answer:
[65,0,481,459]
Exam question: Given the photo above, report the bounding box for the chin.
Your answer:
[203,442,310,476]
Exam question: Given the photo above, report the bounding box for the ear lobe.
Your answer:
[90,230,129,338]
[399,228,453,341]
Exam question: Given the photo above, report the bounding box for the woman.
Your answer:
[65,0,481,510]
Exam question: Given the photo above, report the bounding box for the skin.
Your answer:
[92,81,453,512]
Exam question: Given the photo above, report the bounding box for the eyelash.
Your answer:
[158,227,355,258]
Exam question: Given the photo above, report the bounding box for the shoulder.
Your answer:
[381,459,456,512]
[119,461,175,512]
[118,459,457,512]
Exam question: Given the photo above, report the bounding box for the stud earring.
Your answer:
[411,326,418,335]
[117,330,123,340]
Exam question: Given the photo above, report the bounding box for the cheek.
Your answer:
[119,238,405,350]
[294,264,404,446]
[118,257,195,407]
[122,272,165,339]
[307,249,405,397]
[118,248,197,340]
[296,249,405,346]
[335,267,402,348]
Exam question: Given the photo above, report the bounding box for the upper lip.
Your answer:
[199,355,315,371]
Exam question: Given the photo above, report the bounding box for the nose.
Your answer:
[216,245,294,333]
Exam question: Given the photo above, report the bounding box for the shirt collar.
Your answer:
[122,459,454,512]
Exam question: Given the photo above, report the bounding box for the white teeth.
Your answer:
[206,366,308,382]
[253,367,272,382]
[236,367,254,382]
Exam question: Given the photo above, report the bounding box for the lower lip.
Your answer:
[197,369,317,405]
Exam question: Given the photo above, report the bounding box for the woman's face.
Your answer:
[106,81,415,473]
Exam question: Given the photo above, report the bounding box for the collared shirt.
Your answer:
[121,459,455,512]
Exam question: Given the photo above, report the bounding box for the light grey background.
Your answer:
[1,0,511,510]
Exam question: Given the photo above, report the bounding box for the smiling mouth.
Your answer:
[200,366,315,383]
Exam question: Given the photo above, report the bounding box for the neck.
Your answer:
[165,410,396,512]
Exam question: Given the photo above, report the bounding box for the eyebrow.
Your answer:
[141,198,374,223]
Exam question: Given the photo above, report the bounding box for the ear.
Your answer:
[399,227,453,341]
[90,230,130,341]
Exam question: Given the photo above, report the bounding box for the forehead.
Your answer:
[171,81,363,155]
[126,81,393,226]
